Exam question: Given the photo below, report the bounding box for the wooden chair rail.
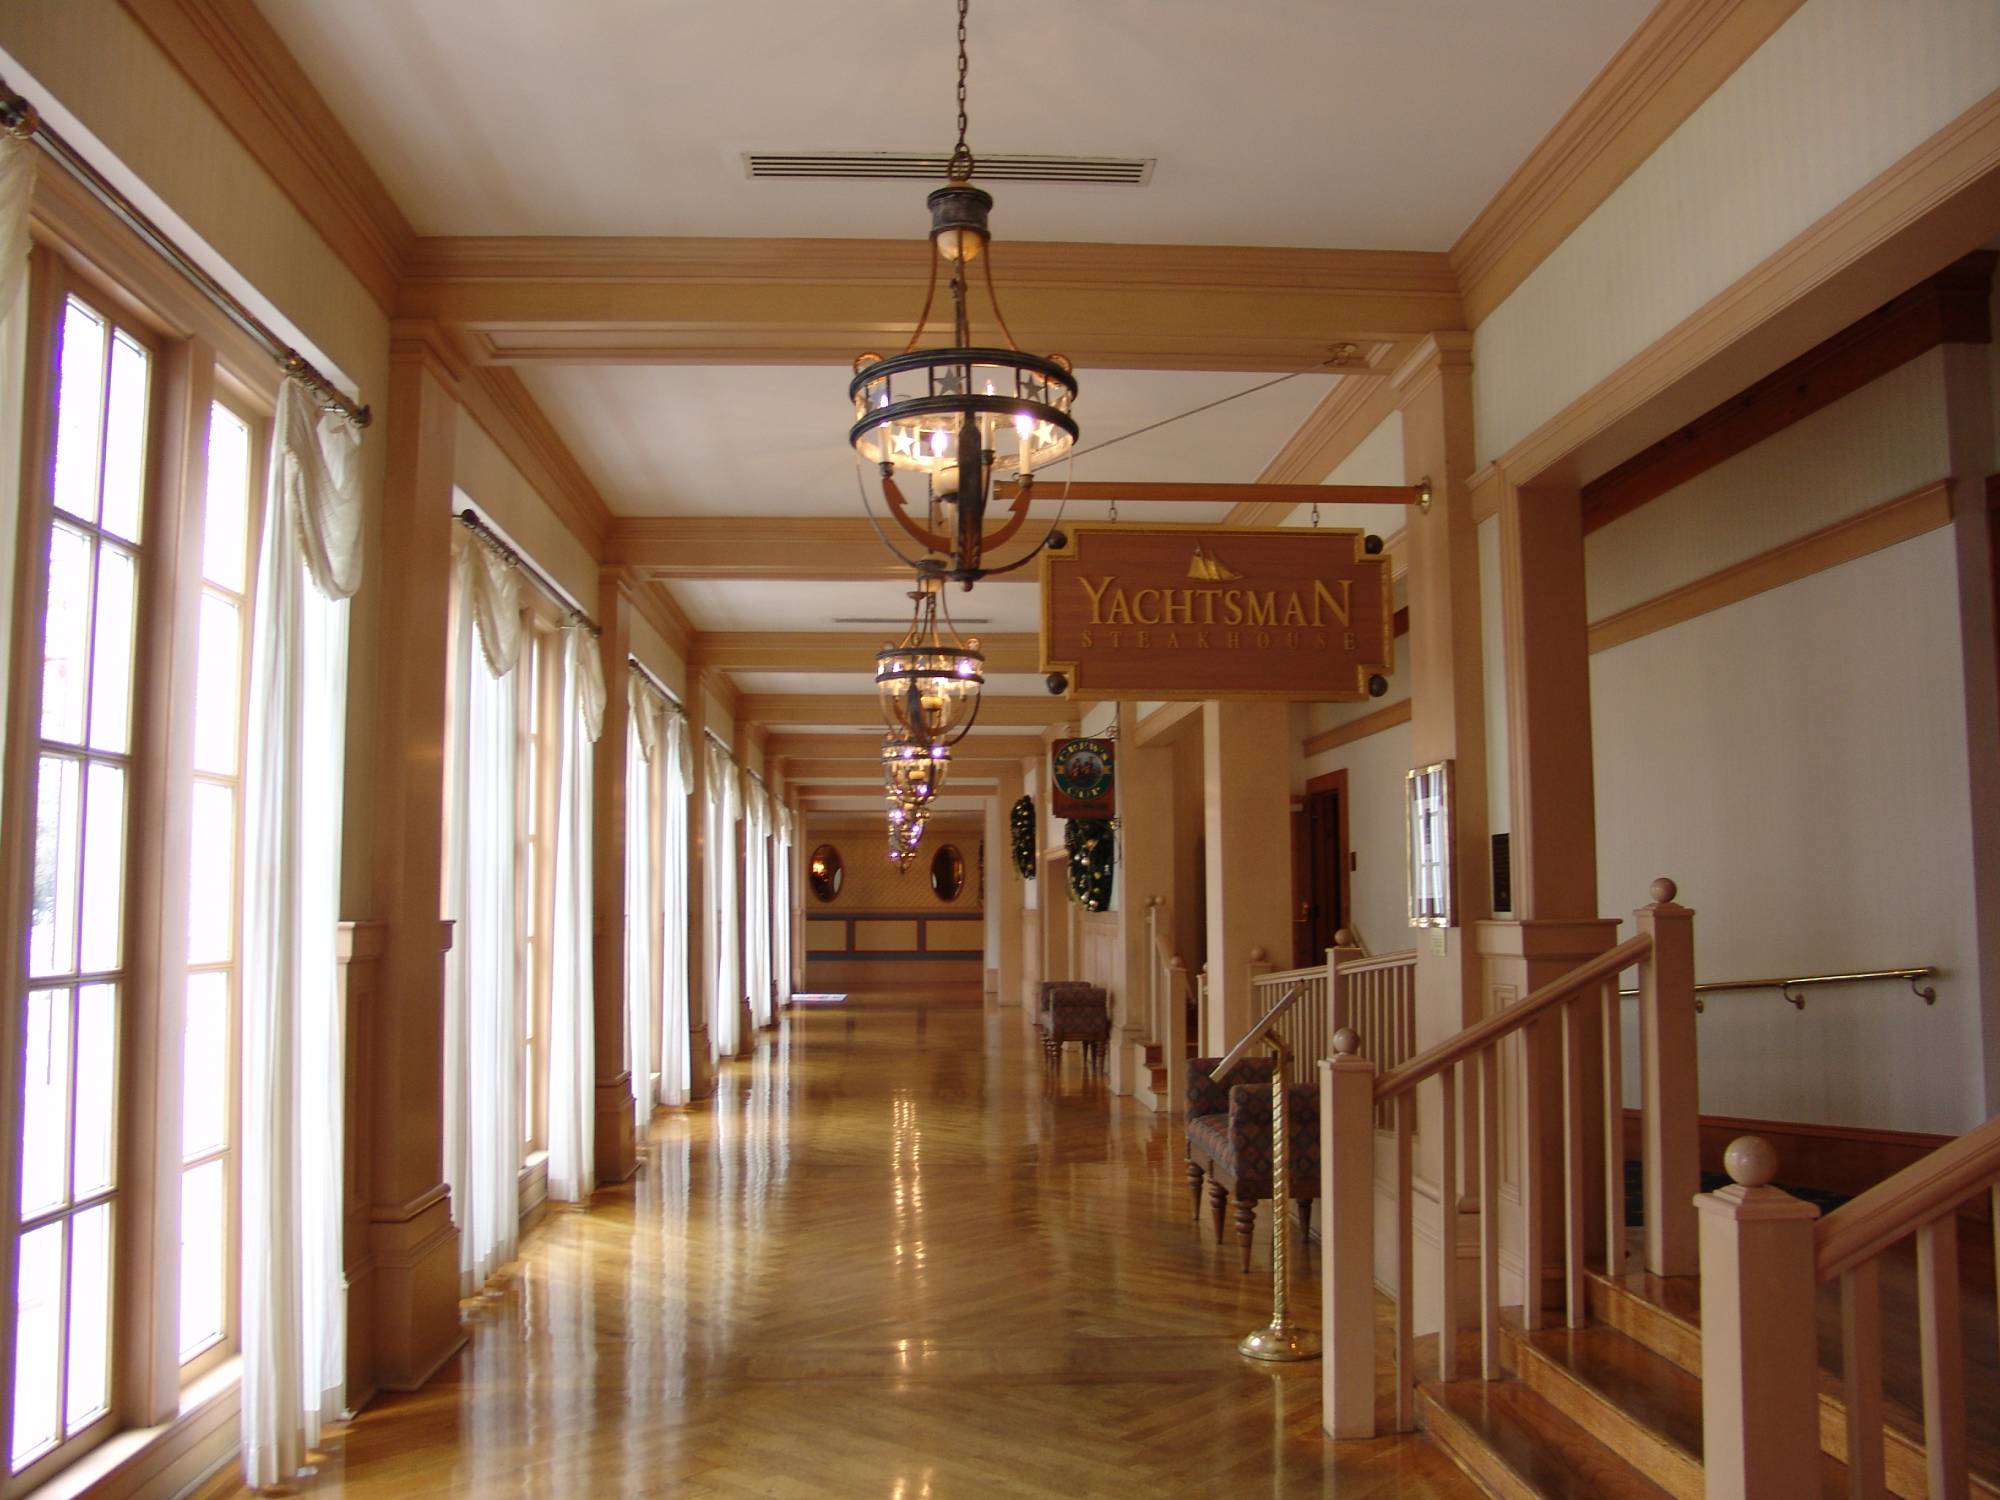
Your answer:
[1814,1112,2000,1281]
[1372,933,1654,1103]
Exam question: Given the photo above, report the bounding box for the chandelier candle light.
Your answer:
[877,575,985,749]
[849,0,1079,587]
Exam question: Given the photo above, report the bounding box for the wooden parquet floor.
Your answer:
[212,991,1480,1498]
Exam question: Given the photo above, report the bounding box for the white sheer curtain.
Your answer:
[441,541,522,1294]
[707,741,742,1059]
[659,710,691,1106]
[772,807,794,1009]
[0,129,31,314]
[241,378,361,1488]
[548,623,603,1201]
[743,783,771,1031]
[624,676,657,1136]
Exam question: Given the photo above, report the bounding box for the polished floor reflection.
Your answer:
[213,992,1476,1497]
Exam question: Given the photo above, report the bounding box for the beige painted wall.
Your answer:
[1474,0,2000,464]
[1586,353,1981,1133]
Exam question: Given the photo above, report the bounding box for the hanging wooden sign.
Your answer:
[1049,737,1115,819]
[1039,523,1394,701]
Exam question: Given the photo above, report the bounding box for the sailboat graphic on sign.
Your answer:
[1187,544,1243,582]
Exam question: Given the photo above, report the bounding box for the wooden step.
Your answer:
[1500,1320,1849,1499]
[1416,1377,1675,1500]
[1587,1262,2000,1499]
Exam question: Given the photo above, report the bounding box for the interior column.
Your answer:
[1201,699,1292,1054]
[684,675,716,1098]
[1395,332,1490,1334]
[988,762,1025,1007]
[359,322,467,1390]
[1110,704,1173,1094]
[590,576,638,1184]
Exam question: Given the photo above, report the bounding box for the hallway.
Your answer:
[212,994,1475,1498]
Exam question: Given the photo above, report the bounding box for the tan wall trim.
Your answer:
[457,365,614,554]
[1494,87,2000,491]
[1132,700,1203,748]
[1587,479,1952,654]
[1453,0,1806,328]
[1301,698,1413,759]
[119,0,414,311]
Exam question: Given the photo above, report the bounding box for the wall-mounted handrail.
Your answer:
[1374,933,1654,1102]
[1341,949,1417,976]
[1616,964,1937,1011]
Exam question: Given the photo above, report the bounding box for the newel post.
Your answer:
[1322,1029,1378,1439]
[1636,877,1699,1276]
[1696,1138,1822,1500]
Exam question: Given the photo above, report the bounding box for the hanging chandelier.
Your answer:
[886,798,928,870]
[849,0,1079,588]
[877,575,984,746]
[883,734,951,810]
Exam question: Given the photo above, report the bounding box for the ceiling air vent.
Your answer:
[744,151,1153,185]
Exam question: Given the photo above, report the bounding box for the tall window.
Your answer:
[518,627,545,1158]
[178,401,257,1373]
[14,294,150,1474]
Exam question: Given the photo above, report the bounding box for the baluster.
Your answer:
[1602,979,1624,1277]
[1395,1092,1415,1431]
[1479,1044,1501,1379]
[1916,1218,1968,1499]
[1841,1260,1886,1500]
[1438,1062,1458,1380]
[1520,1014,1546,1332]
[1321,1030,1376,1439]
[1562,998,1587,1327]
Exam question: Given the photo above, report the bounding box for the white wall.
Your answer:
[1474,0,2000,464]
[1586,353,1981,1133]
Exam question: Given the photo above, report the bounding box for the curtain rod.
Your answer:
[626,654,686,718]
[456,508,601,637]
[1,80,370,428]
[702,726,733,757]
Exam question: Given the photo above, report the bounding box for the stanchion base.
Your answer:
[1239,1324,1321,1362]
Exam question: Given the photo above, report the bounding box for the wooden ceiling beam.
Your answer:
[397,238,1461,372]
[768,732,1049,763]
[691,632,1041,672]
[606,518,1042,579]
[743,696,1074,729]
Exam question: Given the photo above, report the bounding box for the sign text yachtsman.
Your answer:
[1039,524,1393,701]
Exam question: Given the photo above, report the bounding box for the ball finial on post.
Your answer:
[1332,1028,1360,1056]
[1723,1135,1778,1189]
[1650,876,1678,905]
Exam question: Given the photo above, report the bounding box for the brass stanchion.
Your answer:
[1239,1031,1320,1362]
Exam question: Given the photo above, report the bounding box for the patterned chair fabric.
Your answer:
[1184,1055,1320,1272]
[1037,983,1110,1071]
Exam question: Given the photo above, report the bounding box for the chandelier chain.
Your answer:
[948,0,974,181]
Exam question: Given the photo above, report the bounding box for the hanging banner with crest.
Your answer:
[1039,524,1394,701]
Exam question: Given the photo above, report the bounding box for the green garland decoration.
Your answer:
[1009,795,1037,880]
[1065,818,1115,912]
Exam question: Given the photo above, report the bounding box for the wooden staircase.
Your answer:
[1142,1034,1196,1099]
[1408,1245,2000,1500]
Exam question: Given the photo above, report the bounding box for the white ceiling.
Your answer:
[258,0,1653,248]
[518,365,1343,518]
[665,578,1044,632]
[734,671,1049,697]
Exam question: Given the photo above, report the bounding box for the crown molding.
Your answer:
[456,365,615,556]
[1451,0,1806,329]
[119,0,414,312]
[604,517,1041,581]
[690,632,1041,673]
[1225,347,1411,526]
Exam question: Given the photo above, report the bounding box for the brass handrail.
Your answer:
[1615,965,1938,1012]
[1212,984,1308,1083]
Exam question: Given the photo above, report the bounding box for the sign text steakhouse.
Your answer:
[1040,524,1393,701]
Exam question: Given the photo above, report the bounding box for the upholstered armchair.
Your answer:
[1184,1056,1320,1272]
[1038,981,1111,1071]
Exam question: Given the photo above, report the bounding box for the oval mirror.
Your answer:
[930,843,966,903]
[808,844,844,903]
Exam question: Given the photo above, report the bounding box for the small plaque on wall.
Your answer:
[1050,737,1115,820]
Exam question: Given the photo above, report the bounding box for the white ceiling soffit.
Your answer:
[517,366,1342,519]
[256,0,1654,246]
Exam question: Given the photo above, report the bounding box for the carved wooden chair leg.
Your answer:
[1297,1197,1313,1246]
[1208,1181,1228,1245]
[1234,1199,1257,1274]
[1186,1160,1205,1220]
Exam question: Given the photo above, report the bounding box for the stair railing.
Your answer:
[1696,1116,2000,1500]
[1321,878,1698,1439]
[1145,897,1191,1114]
[1335,949,1418,1129]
